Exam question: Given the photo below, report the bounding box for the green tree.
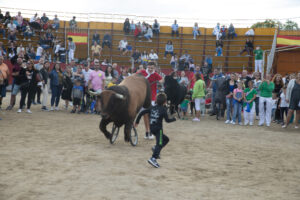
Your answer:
[251,19,282,29]
[283,20,298,30]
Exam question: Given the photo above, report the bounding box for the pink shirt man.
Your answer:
[89,70,105,92]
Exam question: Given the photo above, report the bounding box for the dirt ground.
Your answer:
[0,95,300,200]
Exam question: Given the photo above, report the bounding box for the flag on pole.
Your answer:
[277,35,300,47]
[67,32,88,45]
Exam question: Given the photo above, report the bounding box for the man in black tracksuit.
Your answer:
[135,93,176,168]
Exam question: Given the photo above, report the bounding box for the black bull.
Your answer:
[94,74,151,142]
[164,75,187,117]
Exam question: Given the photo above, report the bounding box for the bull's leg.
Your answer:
[100,118,112,140]
[124,121,132,142]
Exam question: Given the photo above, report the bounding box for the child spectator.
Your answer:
[243,80,257,126]
[271,92,278,122]
[192,73,206,122]
[170,53,178,70]
[71,79,84,113]
[279,86,288,125]
[231,81,244,125]
[180,95,190,120]
[215,39,223,56]
[130,20,135,33]
[171,20,179,37]
[36,44,43,60]
[135,93,176,168]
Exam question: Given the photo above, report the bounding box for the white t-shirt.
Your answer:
[149,53,158,60]
[271,99,278,109]
[119,40,127,49]
[17,47,25,54]
[82,69,93,86]
[280,93,289,108]
[36,47,43,56]
[7,23,17,32]
[30,16,37,23]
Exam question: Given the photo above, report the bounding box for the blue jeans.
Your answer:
[52,23,60,30]
[24,32,33,39]
[164,51,173,57]
[226,97,233,121]
[92,39,100,45]
[193,30,200,38]
[232,102,242,123]
[144,34,152,40]
[51,85,62,107]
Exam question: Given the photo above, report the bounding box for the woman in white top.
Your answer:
[104,66,114,87]
[178,71,189,88]
[144,25,153,42]
[193,22,201,40]
[17,44,25,54]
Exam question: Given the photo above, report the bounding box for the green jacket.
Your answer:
[192,79,205,99]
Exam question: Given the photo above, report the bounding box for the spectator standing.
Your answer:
[61,66,74,110]
[35,44,43,61]
[130,20,136,33]
[92,32,100,45]
[68,37,76,63]
[272,74,284,123]
[33,58,44,105]
[178,71,189,88]
[164,40,174,59]
[17,44,25,55]
[253,72,262,120]
[104,66,114,87]
[153,19,160,35]
[225,73,237,124]
[4,11,11,25]
[49,62,63,111]
[243,80,257,125]
[193,22,200,40]
[112,63,119,78]
[69,16,77,29]
[209,68,224,116]
[258,74,275,127]
[171,20,179,37]
[88,59,105,93]
[102,33,112,48]
[241,70,252,88]
[40,60,50,111]
[279,86,289,126]
[15,12,23,30]
[254,46,263,73]
[192,73,206,122]
[0,56,9,109]
[123,18,130,35]
[213,23,221,40]
[52,14,60,32]
[71,79,84,113]
[17,60,39,114]
[239,38,254,56]
[231,81,244,125]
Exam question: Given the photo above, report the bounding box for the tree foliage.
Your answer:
[251,19,298,30]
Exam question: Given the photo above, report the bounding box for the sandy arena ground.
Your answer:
[0,95,300,200]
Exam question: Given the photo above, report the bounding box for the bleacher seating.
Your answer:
[1,19,276,73]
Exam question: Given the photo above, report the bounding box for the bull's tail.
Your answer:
[143,78,151,108]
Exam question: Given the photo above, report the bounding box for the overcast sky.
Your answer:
[1,0,300,27]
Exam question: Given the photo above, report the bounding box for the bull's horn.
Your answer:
[115,93,125,99]
[89,90,101,96]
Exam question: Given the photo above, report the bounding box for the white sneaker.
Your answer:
[256,116,259,120]
[225,120,230,124]
[249,122,253,126]
[144,135,149,139]
[50,107,54,111]
[17,109,22,113]
[239,122,243,126]
[244,122,248,126]
[55,106,59,111]
[69,102,73,107]
[231,121,236,125]
[266,124,270,127]
[27,109,32,114]
[258,123,264,126]
[295,126,299,129]
[148,135,154,140]
[192,118,200,122]
[282,124,287,128]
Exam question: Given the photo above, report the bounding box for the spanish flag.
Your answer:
[67,32,88,45]
[277,35,300,47]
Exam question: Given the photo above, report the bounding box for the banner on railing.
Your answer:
[277,35,300,47]
[67,32,88,45]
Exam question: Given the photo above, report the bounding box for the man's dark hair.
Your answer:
[156,93,167,106]
[195,73,202,81]
[147,61,156,66]
[68,37,73,41]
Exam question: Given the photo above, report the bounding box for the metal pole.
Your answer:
[87,21,90,59]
